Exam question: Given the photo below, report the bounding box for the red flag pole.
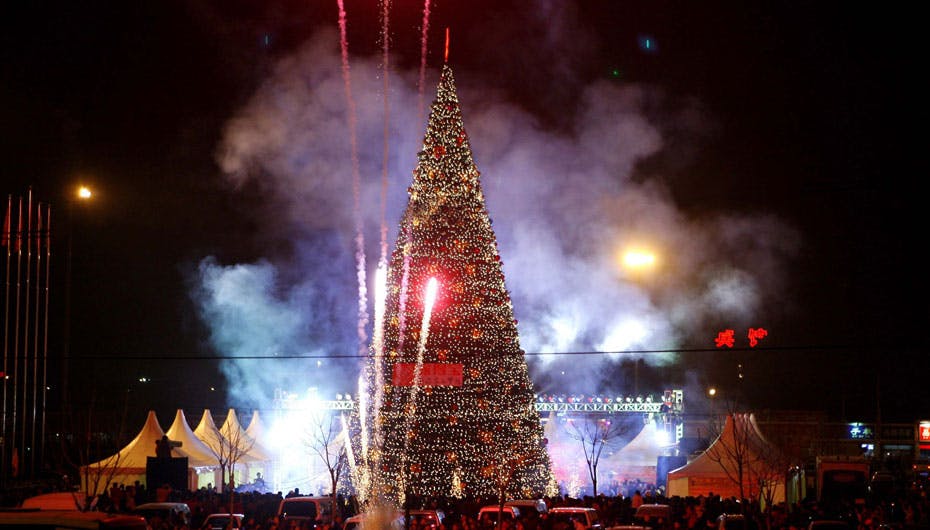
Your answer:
[10,196,23,477]
[1,194,11,483]
[1,196,9,248]
[20,189,33,477]
[30,203,43,474]
[39,204,51,467]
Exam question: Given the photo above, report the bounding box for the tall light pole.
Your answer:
[617,245,659,395]
[61,185,92,412]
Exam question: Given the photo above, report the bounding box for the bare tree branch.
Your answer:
[564,415,635,497]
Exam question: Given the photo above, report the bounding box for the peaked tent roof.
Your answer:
[244,409,276,459]
[612,421,665,466]
[165,409,219,468]
[194,408,226,452]
[244,410,263,440]
[220,408,271,461]
[666,413,786,501]
[85,410,164,472]
[668,413,777,477]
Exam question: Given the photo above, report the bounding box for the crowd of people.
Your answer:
[47,477,930,530]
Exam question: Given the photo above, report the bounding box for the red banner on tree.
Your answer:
[392,363,463,387]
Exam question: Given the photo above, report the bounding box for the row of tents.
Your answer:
[81,409,272,492]
[82,409,786,503]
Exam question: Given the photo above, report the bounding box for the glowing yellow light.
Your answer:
[622,250,656,269]
[77,186,93,200]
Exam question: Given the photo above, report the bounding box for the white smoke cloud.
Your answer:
[195,14,799,408]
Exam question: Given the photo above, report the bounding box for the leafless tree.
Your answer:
[200,417,254,516]
[63,388,131,511]
[305,410,349,525]
[564,415,634,497]
[702,411,789,527]
[748,428,795,530]
[702,412,758,501]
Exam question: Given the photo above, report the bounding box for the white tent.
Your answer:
[667,413,786,502]
[166,409,219,467]
[80,410,165,489]
[244,410,264,442]
[220,408,271,462]
[165,409,222,490]
[606,421,667,483]
[193,409,271,491]
[80,409,276,492]
[193,409,222,448]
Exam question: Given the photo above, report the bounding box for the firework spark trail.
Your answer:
[395,222,413,356]
[417,0,432,127]
[379,0,391,268]
[340,412,356,471]
[335,0,369,370]
[370,265,388,442]
[416,278,439,360]
[339,414,369,502]
[356,372,370,476]
[399,277,438,504]
[337,2,372,492]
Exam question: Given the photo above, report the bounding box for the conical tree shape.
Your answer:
[371,64,552,501]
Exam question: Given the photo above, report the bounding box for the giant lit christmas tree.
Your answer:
[365,64,553,502]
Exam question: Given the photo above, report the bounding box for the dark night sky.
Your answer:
[1,1,924,425]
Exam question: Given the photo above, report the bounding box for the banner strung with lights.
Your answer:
[392,363,463,386]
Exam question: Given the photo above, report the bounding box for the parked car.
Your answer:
[717,514,747,530]
[869,471,897,501]
[505,499,548,515]
[409,509,447,529]
[548,507,603,530]
[20,491,87,510]
[633,504,672,529]
[278,496,333,527]
[344,511,405,530]
[808,520,854,530]
[201,512,245,530]
[132,502,192,528]
[478,505,521,526]
[0,510,147,529]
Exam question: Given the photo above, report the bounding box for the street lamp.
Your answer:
[616,245,660,395]
[61,185,93,412]
[621,249,657,269]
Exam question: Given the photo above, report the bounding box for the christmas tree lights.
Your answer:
[362,64,553,503]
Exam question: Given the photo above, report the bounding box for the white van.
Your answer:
[548,507,603,530]
[478,505,521,526]
[132,502,192,528]
[278,496,333,526]
[505,499,547,515]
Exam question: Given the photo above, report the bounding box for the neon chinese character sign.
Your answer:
[748,327,768,347]
[715,329,735,348]
[715,327,769,348]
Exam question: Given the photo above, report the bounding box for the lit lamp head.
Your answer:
[77,186,93,200]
